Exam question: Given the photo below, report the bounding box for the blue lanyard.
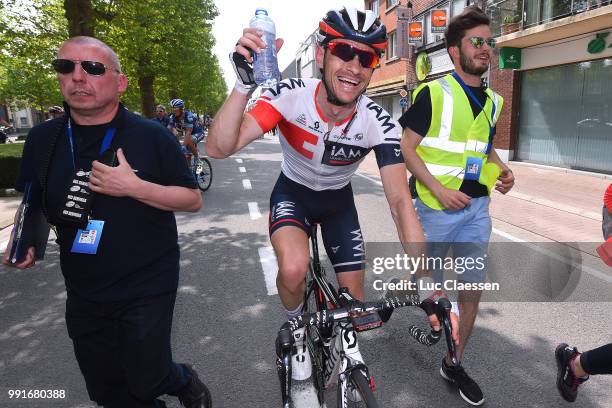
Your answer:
[67,118,117,170]
[451,72,496,154]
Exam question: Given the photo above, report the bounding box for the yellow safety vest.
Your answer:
[414,73,503,210]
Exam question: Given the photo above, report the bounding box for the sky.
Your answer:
[212,0,365,91]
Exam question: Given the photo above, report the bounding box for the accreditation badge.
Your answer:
[59,169,93,228]
[464,156,483,181]
[71,220,104,254]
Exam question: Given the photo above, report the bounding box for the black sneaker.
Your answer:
[440,358,485,406]
[177,365,212,408]
[555,343,589,402]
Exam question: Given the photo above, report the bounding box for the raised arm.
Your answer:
[206,28,284,158]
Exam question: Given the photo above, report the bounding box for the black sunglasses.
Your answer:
[52,59,120,76]
[468,37,496,49]
[327,42,379,69]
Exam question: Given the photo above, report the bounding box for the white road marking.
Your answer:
[258,246,278,295]
[492,228,526,243]
[248,202,262,220]
[291,382,320,408]
[242,179,252,190]
[0,240,8,252]
[492,228,612,284]
[239,166,246,173]
[235,158,243,163]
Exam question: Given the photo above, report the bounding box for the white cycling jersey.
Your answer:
[249,78,403,191]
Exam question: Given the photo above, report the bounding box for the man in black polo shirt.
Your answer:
[3,36,210,408]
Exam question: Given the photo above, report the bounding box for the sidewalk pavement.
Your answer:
[1,156,610,251]
[357,156,610,244]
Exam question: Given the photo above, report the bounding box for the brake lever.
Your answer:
[436,297,459,367]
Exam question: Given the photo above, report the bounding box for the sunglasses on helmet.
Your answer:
[468,37,496,49]
[326,42,379,69]
[52,59,120,76]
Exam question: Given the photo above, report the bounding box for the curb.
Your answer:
[509,161,612,180]
[505,190,602,221]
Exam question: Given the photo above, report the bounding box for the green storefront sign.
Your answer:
[499,47,521,69]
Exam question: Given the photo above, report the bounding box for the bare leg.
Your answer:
[271,227,310,310]
[447,289,482,363]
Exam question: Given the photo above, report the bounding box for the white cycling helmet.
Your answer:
[170,99,185,108]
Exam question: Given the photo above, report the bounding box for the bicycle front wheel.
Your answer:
[338,369,380,408]
[194,157,213,191]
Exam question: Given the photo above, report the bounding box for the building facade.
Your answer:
[490,1,612,172]
[366,0,475,122]
[366,0,612,173]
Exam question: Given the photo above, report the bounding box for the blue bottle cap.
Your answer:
[255,8,268,16]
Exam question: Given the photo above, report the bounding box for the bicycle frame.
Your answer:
[276,224,458,408]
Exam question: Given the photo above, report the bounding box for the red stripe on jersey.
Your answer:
[270,218,305,230]
[278,120,319,160]
[249,100,282,133]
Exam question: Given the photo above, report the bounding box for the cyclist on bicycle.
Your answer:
[168,98,203,159]
[207,6,458,381]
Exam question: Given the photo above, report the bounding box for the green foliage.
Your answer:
[0,144,24,188]
[0,143,24,158]
[502,14,521,24]
[0,0,227,117]
[0,0,67,109]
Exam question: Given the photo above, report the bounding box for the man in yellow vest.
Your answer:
[399,6,514,406]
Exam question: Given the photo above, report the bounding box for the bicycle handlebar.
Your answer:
[277,293,454,354]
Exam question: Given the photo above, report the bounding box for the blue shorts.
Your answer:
[415,196,491,284]
[269,173,365,273]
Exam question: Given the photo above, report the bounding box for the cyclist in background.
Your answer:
[153,104,170,127]
[48,105,65,120]
[208,6,459,382]
[168,98,203,159]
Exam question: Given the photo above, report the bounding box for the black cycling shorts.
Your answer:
[269,172,365,273]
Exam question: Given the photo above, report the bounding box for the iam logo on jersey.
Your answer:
[321,142,369,166]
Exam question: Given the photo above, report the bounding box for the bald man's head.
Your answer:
[58,36,122,72]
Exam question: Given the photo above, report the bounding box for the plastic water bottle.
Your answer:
[250,8,280,88]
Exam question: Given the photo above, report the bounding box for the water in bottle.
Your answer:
[250,8,280,88]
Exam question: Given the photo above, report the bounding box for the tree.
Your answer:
[0,0,227,116]
[0,0,68,110]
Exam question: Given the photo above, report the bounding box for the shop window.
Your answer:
[517,59,612,173]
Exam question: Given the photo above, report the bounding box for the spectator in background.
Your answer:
[153,105,170,128]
